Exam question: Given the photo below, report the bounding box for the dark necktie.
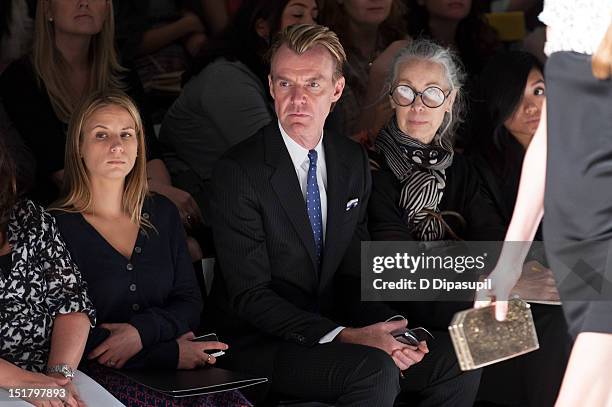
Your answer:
[306,150,323,265]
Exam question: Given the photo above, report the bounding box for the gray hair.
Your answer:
[388,39,465,147]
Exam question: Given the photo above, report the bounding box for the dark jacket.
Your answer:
[205,122,397,376]
[53,194,201,369]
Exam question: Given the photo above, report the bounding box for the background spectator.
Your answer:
[159,0,318,222]
[321,0,410,139]
[406,0,500,79]
[0,0,204,261]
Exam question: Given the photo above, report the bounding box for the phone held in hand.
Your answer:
[391,327,435,346]
[190,333,225,357]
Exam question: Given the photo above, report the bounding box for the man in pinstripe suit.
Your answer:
[206,24,480,406]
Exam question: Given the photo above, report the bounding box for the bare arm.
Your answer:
[138,12,204,56]
[147,158,173,186]
[501,100,547,253]
[46,313,91,370]
[475,102,547,318]
[0,314,90,391]
[147,159,203,225]
[0,359,34,388]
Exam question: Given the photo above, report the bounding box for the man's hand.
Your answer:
[336,319,429,370]
[87,323,143,369]
[149,182,203,227]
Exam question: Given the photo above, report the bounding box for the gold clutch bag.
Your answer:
[448,298,539,371]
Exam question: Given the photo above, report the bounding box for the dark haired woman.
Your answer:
[406,0,500,79]
[160,0,318,218]
[470,51,545,225]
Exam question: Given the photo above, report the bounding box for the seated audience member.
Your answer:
[0,0,204,259]
[368,39,505,329]
[0,137,122,406]
[320,0,410,139]
[159,0,317,220]
[113,0,208,91]
[0,0,201,221]
[469,51,543,224]
[468,50,570,407]
[369,39,504,243]
[51,92,250,406]
[206,24,480,406]
[406,0,500,80]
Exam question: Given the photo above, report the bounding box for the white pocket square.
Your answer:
[345,198,359,211]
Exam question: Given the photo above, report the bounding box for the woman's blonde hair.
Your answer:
[33,0,125,123]
[592,20,612,80]
[52,91,150,228]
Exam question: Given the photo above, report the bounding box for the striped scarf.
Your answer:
[375,117,454,241]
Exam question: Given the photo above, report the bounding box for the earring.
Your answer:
[48,16,54,22]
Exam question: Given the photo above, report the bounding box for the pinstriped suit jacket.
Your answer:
[206,122,396,366]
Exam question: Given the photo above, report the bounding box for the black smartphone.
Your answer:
[191,333,225,357]
[391,327,434,346]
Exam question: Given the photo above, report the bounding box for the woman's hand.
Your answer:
[5,369,71,407]
[45,372,86,407]
[474,261,523,320]
[176,332,229,370]
[87,323,143,369]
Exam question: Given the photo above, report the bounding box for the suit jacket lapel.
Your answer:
[319,134,350,291]
[265,124,319,272]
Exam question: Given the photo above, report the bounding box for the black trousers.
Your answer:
[221,332,480,407]
[398,332,481,407]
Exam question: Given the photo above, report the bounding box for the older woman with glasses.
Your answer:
[369,39,504,244]
[367,39,504,333]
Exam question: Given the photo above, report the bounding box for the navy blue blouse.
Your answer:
[53,194,202,369]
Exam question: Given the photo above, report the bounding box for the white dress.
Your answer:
[539,0,612,56]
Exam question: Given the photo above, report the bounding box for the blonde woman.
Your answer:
[0,0,203,256]
[51,91,250,406]
[476,1,612,405]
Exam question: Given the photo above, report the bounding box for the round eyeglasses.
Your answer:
[390,85,450,108]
